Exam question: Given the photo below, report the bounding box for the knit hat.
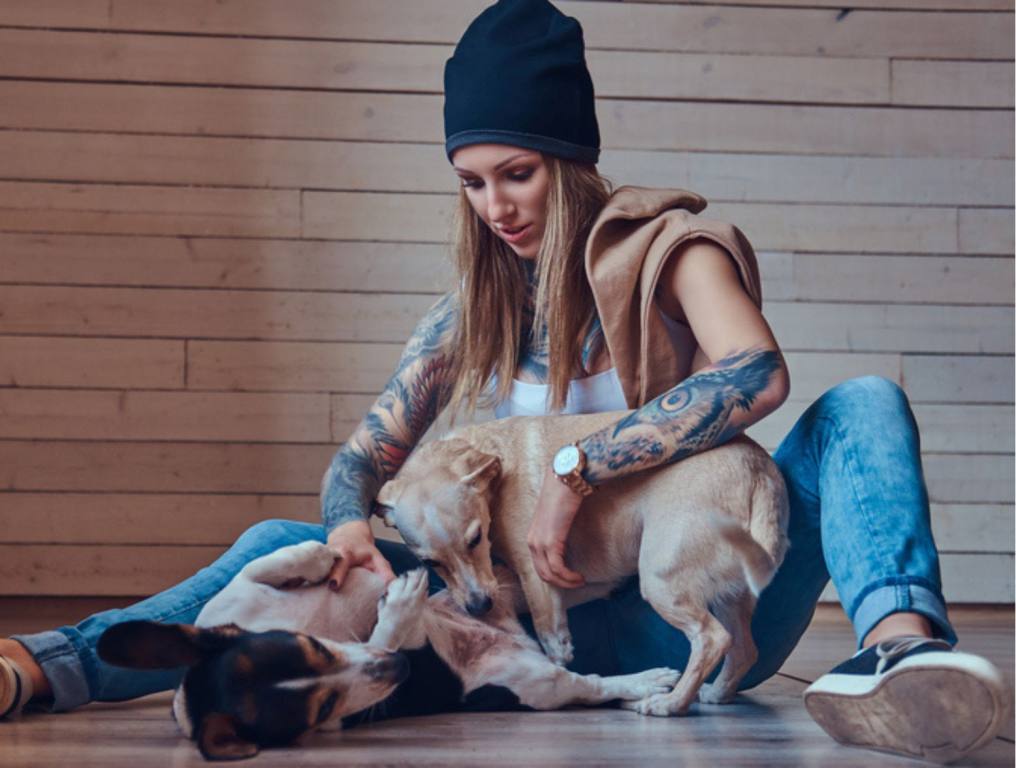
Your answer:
[443,0,600,165]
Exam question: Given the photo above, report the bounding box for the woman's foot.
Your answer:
[0,655,34,719]
[804,635,1011,764]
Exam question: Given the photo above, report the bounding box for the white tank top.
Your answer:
[492,307,693,418]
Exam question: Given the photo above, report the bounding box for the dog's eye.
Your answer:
[306,635,335,662]
[317,691,339,724]
[467,530,482,549]
[421,557,442,570]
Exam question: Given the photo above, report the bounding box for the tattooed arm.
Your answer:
[320,292,458,585]
[581,238,788,481]
[581,346,784,482]
[527,238,789,587]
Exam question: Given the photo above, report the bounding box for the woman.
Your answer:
[1,0,1007,762]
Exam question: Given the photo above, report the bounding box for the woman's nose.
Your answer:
[486,186,514,223]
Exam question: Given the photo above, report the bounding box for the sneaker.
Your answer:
[0,655,34,720]
[804,636,1012,764]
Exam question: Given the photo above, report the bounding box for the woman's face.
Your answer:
[452,144,550,259]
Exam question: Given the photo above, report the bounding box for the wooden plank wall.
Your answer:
[0,0,1012,603]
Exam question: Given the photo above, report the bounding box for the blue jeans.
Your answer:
[14,376,956,713]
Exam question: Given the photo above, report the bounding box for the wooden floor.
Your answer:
[0,601,1012,767]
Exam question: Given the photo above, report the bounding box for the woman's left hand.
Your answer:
[527,465,587,589]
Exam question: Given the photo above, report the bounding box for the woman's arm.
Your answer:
[580,239,788,481]
[527,238,789,587]
[321,292,458,585]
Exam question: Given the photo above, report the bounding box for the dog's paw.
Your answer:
[245,540,337,589]
[620,691,690,717]
[697,682,736,705]
[619,668,681,700]
[276,540,338,586]
[378,568,428,614]
[371,569,428,651]
[538,631,574,667]
[302,542,340,585]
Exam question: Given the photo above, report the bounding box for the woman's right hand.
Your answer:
[326,519,396,589]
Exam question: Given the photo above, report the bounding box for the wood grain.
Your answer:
[0,337,184,389]
[0,232,454,293]
[0,440,335,493]
[3,83,1011,158]
[0,599,1009,766]
[1,0,1010,59]
[3,134,1012,206]
[0,0,1010,601]
[0,28,897,106]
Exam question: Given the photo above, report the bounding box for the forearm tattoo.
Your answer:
[320,293,458,532]
[579,348,783,484]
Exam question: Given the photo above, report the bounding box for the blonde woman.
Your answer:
[2,0,1007,762]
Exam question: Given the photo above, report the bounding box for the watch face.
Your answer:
[553,444,581,475]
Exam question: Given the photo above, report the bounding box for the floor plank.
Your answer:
[1,602,1012,766]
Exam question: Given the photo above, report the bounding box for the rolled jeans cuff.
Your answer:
[11,629,92,712]
[850,579,958,649]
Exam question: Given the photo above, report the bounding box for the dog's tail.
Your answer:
[723,469,791,596]
[716,520,780,597]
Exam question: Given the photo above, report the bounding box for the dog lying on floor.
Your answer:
[98,540,680,761]
[375,411,790,716]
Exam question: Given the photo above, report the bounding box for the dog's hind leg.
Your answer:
[624,588,732,717]
[239,541,336,588]
[697,590,758,705]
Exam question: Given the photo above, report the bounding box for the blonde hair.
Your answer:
[446,155,614,417]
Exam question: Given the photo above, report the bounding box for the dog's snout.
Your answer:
[465,593,493,617]
[366,651,409,684]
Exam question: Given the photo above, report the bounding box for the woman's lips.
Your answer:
[499,223,532,244]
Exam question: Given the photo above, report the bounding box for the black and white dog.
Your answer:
[99,540,679,760]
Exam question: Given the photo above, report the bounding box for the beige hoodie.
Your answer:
[585,186,763,408]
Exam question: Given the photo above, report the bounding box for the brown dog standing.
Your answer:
[376,410,790,716]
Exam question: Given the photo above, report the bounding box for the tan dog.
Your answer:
[375,411,790,716]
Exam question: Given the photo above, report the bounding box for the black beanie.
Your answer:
[443,0,600,165]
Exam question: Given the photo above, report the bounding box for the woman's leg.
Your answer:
[7,519,328,712]
[773,375,954,647]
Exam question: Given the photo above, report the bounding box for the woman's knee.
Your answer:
[817,375,910,419]
[232,518,324,554]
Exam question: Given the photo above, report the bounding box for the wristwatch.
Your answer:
[552,443,596,497]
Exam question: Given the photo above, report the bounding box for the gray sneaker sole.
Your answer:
[804,660,1011,765]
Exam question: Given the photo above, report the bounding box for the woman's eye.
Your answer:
[460,169,531,189]
[468,531,482,549]
[421,557,442,569]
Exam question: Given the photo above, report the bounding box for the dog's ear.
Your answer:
[197,711,259,761]
[98,621,245,670]
[374,479,404,527]
[458,452,501,490]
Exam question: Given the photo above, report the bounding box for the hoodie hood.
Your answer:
[584,185,762,407]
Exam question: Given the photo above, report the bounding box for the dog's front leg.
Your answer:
[489,647,679,710]
[368,569,428,651]
[519,571,573,666]
[239,540,337,589]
